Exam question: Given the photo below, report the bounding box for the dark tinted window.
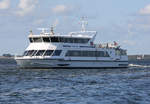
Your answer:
[31,37,89,43]
[66,50,110,57]
[52,50,62,56]
[29,38,33,43]
[33,38,42,42]
[26,50,34,56]
[82,39,89,43]
[56,37,89,43]
[32,50,38,56]
[36,50,45,56]
[59,37,64,42]
[43,37,50,42]
[44,50,54,56]
[50,37,59,42]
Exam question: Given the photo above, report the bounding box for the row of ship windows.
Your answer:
[29,37,90,44]
[23,50,61,56]
[23,50,110,57]
[66,50,110,57]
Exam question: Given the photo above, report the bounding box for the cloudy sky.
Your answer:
[0,0,150,55]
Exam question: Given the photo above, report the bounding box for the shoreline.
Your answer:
[0,56,14,59]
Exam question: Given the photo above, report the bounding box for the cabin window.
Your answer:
[29,37,90,43]
[82,39,89,43]
[120,50,127,55]
[52,50,62,56]
[26,50,34,56]
[43,37,50,42]
[29,38,33,43]
[66,50,110,57]
[50,37,59,42]
[35,50,45,56]
[59,37,64,42]
[33,37,42,42]
[32,50,38,56]
[44,50,54,56]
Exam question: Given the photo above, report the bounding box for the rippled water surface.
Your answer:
[0,59,150,104]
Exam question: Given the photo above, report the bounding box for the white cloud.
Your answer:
[52,5,73,15]
[16,0,38,16]
[139,4,150,15]
[0,0,10,9]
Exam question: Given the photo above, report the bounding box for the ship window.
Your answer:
[67,38,73,43]
[33,37,42,42]
[52,50,62,56]
[82,39,89,43]
[66,50,110,57]
[50,37,59,42]
[64,38,69,43]
[44,50,54,56]
[29,38,33,43]
[119,50,127,55]
[59,37,64,42]
[49,37,90,43]
[36,50,45,56]
[43,37,50,42]
[32,50,38,56]
[26,50,34,56]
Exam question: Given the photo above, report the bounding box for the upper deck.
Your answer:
[28,19,97,44]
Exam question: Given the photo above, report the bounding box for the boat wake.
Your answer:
[129,64,150,68]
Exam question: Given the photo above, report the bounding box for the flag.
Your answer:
[114,41,118,46]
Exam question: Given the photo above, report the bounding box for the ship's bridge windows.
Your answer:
[29,38,33,43]
[52,50,62,56]
[30,36,90,43]
[43,37,50,42]
[25,50,34,56]
[66,50,110,57]
[33,37,42,42]
[44,50,54,56]
[58,37,90,43]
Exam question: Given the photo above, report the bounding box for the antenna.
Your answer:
[37,28,49,34]
[80,16,88,32]
[50,26,54,35]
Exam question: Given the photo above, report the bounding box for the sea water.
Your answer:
[0,59,150,104]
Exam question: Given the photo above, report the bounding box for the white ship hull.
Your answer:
[15,58,128,69]
[15,19,128,69]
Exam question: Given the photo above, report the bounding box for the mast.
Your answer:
[80,17,88,32]
[50,26,54,35]
[29,30,33,35]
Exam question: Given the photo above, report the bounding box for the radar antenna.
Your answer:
[80,17,88,32]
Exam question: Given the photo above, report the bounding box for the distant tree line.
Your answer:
[2,54,14,57]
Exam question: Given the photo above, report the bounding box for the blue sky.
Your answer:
[0,0,150,55]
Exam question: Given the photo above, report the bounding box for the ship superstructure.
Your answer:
[15,19,128,68]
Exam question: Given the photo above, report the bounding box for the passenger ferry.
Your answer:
[15,19,128,69]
